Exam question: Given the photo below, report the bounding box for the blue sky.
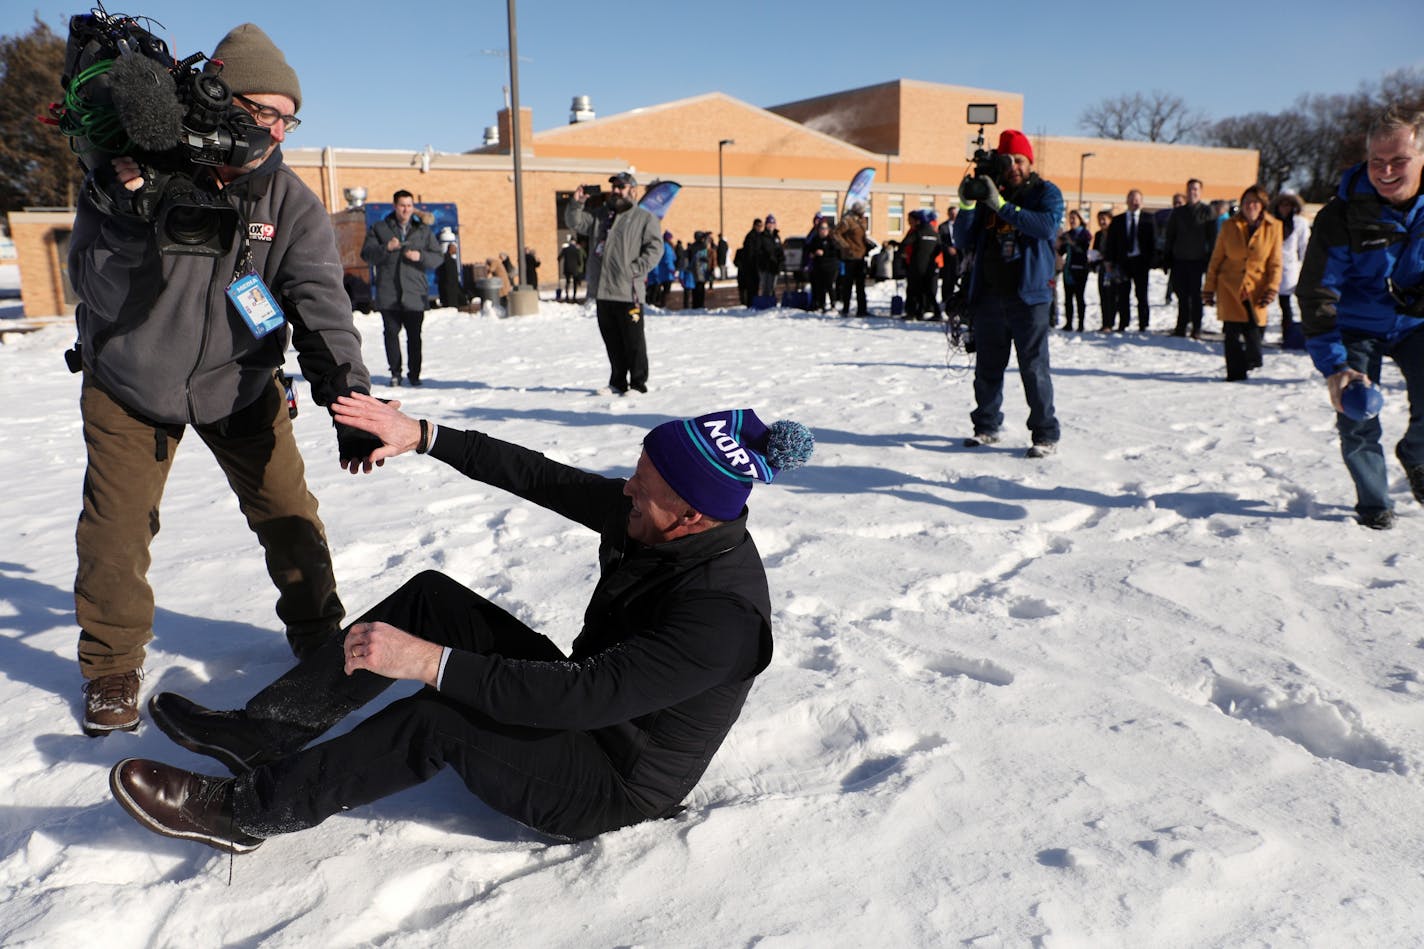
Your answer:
[7,1,1420,153]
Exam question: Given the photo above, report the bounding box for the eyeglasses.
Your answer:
[234,94,301,131]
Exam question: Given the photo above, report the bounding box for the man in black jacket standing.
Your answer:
[362,189,444,386]
[109,400,814,852]
[1164,178,1218,338]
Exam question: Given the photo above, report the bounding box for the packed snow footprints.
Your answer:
[1203,667,1408,775]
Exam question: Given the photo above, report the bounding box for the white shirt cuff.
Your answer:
[436,646,451,688]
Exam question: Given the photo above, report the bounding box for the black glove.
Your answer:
[336,422,383,466]
[86,163,165,223]
[976,176,1005,211]
[334,395,389,466]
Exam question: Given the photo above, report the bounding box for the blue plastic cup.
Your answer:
[1340,380,1384,421]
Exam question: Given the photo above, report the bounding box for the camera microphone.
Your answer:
[108,53,183,152]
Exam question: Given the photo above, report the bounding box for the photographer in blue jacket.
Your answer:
[954,130,1065,458]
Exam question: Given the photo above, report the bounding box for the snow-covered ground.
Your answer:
[4,276,1424,947]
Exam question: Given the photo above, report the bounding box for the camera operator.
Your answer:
[68,23,377,738]
[954,130,1065,458]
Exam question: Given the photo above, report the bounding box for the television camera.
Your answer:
[960,103,1011,203]
[52,4,272,255]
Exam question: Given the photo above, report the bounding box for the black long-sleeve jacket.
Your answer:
[427,427,774,818]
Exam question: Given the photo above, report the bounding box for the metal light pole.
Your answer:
[1078,152,1095,214]
[505,0,537,314]
[718,138,734,250]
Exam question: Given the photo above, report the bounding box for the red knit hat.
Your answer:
[997,129,1033,163]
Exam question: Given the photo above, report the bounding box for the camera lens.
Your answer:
[163,205,220,247]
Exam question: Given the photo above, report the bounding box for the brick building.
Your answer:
[8,78,1257,320]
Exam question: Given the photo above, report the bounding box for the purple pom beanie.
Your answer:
[643,409,814,520]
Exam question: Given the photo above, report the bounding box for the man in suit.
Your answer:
[1105,189,1155,331]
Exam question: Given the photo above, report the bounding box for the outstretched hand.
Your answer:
[332,392,421,470]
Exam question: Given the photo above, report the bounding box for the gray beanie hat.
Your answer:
[212,23,302,112]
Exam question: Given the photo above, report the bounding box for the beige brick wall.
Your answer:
[8,211,75,321]
[896,80,1025,165]
[1039,135,1259,215]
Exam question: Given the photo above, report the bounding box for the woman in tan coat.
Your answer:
[1205,185,1282,381]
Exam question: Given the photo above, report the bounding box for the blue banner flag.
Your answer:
[639,181,682,220]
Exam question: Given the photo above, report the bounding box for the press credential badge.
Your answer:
[228,272,285,338]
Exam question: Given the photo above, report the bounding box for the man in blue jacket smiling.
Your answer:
[955,130,1065,458]
[108,400,813,853]
[1299,105,1424,530]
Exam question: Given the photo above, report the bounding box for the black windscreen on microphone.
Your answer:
[109,53,183,152]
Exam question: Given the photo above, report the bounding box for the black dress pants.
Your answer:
[231,571,650,841]
[380,309,424,381]
[1172,260,1207,335]
[1116,258,1151,329]
[839,259,868,315]
[594,298,649,391]
[1223,321,1264,381]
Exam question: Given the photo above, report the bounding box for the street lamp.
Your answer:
[718,138,734,265]
[1078,152,1095,214]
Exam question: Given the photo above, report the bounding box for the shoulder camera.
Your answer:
[961,103,1010,203]
[53,3,271,255]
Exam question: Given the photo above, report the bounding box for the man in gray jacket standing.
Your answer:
[564,172,664,394]
[361,190,444,386]
[68,23,377,737]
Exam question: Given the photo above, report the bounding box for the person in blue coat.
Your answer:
[648,230,677,306]
[954,130,1065,458]
[1299,105,1424,530]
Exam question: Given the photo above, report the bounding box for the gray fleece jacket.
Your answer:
[563,198,663,303]
[68,148,371,425]
[360,212,444,311]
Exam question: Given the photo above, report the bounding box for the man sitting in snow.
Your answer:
[108,399,814,853]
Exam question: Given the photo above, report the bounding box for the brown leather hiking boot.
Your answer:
[82,670,141,737]
[109,758,264,854]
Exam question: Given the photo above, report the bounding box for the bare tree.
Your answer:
[1137,91,1209,144]
[1080,93,1138,140]
[1079,91,1208,143]
[1206,111,1313,195]
[0,17,80,214]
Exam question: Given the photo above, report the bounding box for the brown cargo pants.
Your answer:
[75,373,345,678]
